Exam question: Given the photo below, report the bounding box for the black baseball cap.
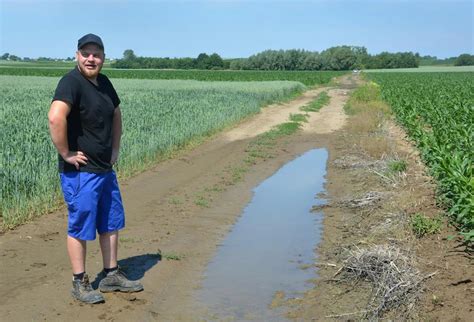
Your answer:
[77,33,104,50]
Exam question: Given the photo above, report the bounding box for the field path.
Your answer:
[0,76,354,321]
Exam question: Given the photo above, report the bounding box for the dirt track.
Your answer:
[1,75,471,321]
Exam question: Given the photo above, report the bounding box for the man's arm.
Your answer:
[48,100,88,170]
[111,106,122,165]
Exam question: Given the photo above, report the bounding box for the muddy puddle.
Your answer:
[196,149,328,321]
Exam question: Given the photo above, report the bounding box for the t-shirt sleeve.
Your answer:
[100,75,121,108]
[52,75,80,107]
[107,79,121,108]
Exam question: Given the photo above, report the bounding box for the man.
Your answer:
[48,33,143,304]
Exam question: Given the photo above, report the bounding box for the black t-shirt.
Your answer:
[52,67,120,173]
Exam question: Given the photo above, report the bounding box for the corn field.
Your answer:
[0,75,305,227]
[368,72,474,238]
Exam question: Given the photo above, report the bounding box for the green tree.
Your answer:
[195,53,210,69]
[302,52,322,70]
[455,54,474,66]
[321,46,358,70]
[229,58,246,70]
[207,53,224,69]
[353,46,370,69]
[175,57,195,69]
[123,49,137,61]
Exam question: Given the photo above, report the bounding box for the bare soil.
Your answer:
[0,75,471,321]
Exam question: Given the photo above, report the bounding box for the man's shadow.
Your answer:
[91,252,161,288]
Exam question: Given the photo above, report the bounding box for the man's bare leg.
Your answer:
[68,235,104,303]
[98,230,143,292]
[67,236,86,274]
[99,231,118,269]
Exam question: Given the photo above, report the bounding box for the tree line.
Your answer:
[2,49,473,70]
[112,50,228,69]
[0,53,75,62]
[112,46,423,70]
[453,54,474,66]
[231,47,420,70]
[419,54,474,66]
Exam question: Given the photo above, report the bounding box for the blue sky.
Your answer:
[1,0,472,59]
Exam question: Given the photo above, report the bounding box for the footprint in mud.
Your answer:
[30,262,47,268]
[114,300,145,314]
[1,249,18,259]
[117,293,137,302]
[149,311,160,318]
[114,293,147,306]
[133,298,147,305]
[38,231,59,241]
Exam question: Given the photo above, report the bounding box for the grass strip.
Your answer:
[301,91,330,112]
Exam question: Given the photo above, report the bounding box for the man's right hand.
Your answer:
[63,151,88,170]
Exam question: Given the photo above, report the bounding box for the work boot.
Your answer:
[71,274,105,304]
[99,267,144,293]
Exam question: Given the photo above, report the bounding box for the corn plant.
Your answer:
[368,72,473,238]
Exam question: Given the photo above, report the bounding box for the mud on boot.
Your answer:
[71,274,105,304]
[99,267,144,293]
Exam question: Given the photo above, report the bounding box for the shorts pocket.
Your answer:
[60,172,82,202]
[72,172,81,198]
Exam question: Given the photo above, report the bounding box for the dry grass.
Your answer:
[333,155,385,170]
[315,80,449,321]
[335,245,434,321]
[346,101,390,133]
[358,135,393,159]
[346,98,395,159]
[339,191,385,209]
[331,85,432,319]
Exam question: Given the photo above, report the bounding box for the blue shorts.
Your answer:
[60,171,125,241]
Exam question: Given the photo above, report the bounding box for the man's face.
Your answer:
[76,43,105,80]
